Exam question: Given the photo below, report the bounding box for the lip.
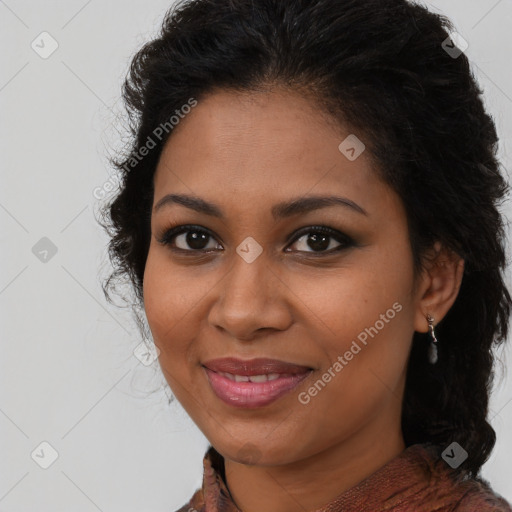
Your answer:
[202,357,313,408]
[203,357,312,376]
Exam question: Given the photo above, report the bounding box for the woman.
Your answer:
[99,0,512,509]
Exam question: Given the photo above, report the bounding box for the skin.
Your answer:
[143,87,464,512]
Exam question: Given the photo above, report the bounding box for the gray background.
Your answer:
[1,1,511,510]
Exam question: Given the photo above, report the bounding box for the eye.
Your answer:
[157,225,222,252]
[157,224,354,255]
[286,226,354,254]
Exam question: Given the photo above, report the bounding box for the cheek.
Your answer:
[305,241,415,383]
[315,297,412,395]
[143,249,193,354]
[304,259,410,339]
[142,252,201,406]
[297,284,413,446]
[142,247,220,368]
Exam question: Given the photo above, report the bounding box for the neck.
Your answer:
[223,420,405,512]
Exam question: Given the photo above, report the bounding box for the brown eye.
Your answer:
[158,225,222,252]
[286,226,354,254]
[157,224,354,256]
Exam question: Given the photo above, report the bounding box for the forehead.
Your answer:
[153,88,392,217]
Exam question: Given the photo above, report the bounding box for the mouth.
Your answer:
[202,357,313,408]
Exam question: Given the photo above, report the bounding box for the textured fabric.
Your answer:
[175,443,512,512]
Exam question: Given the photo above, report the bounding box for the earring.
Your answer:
[427,314,438,364]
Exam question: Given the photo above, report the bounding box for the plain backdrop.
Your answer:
[1,1,511,510]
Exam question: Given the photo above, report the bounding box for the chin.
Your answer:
[211,435,305,466]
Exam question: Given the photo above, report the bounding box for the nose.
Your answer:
[207,252,293,341]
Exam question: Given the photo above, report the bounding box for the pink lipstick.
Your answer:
[203,357,312,408]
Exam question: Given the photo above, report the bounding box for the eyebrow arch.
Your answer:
[153,193,368,219]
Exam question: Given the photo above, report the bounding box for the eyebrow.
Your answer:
[153,193,368,219]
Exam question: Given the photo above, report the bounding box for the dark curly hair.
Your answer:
[97,0,512,478]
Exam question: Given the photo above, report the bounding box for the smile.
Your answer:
[204,368,312,408]
[216,372,281,382]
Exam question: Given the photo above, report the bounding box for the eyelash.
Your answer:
[156,224,355,256]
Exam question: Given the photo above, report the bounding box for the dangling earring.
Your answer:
[427,314,438,364]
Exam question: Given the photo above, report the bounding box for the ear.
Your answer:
[413,241,465,333]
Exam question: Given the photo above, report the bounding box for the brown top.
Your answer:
[175,443,511,512]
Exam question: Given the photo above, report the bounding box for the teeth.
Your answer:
[218,371,236,381]
[248,374,268,383]
[217,371,282,382]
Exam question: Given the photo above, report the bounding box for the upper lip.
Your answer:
[203,357,312,376]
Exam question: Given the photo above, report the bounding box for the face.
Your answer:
[143,88,423,466]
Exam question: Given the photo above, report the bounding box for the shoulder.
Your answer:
[173,489,204,512]
[174,505,196,512]
[174,501,203,512]
[451,476,512,512]
[409,444,511,511]
[174,505,201,512]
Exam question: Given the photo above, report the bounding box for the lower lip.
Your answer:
[204,368,311,408]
